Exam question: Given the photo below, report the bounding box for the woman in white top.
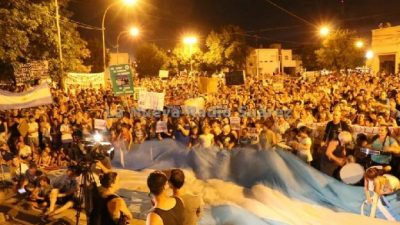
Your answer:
[290,126,313,164]
[364,166,399,220]
[199,126,214,149]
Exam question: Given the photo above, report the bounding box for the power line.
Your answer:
[263,0,316,27]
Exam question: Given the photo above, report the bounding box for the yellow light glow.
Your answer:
[355,40,364,48]
[123,0,137,6]
[183,36,198,45]
[319,26,330,37]
[129,27,139,36]
[366,50,374,59]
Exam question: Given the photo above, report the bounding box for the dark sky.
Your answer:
[68,0,400,53]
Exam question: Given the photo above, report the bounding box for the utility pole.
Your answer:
[55,0,64,89]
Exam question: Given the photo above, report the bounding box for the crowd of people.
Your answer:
[1,71,400,223]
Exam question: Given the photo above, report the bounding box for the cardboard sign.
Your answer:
[225,71,245,86]
[159,70,169,78]
[138,91,165,111]
[94,119,107,130]
[198,77,219,93]
[156,121,168,133]
[14,61,49,84]
[230,117,241,130]
[109,64,134,95]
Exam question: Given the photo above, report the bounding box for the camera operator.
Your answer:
[44,166,79,218]
[89,172,132,225]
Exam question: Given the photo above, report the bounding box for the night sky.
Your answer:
[69,0,400,53]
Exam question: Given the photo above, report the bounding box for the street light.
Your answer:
[319,26,330,37]
[366,50,374,59]
[116,27,140,64]
[355,40,364,49]
[102,0,137,70]
[183,36,198,75]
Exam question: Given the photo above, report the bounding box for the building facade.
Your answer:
[368,25,400,74]
[246,46,302,77]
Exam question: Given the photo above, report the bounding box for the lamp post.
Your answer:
[102,0,137,70]
[116,27,139,64]
[54,0,64,88]
[183,36,198,75]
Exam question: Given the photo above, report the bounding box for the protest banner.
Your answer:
[198,77,219,94]
[109,64,134,95]
[94,119,107,130]
[134,87,147,100]
[65,72,105,90]
[225,71,245,86]
[138,91,165,111]
[159,70,169,78]
[14,60,49,84]
[156,121,168,133]
[230,117,241,130]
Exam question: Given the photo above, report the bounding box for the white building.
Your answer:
[368,25,400,74]
[246,45,302,76]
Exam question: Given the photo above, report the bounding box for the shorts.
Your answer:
[27,137,39,147]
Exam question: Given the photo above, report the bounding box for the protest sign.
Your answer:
[159,70,169,78]
[156,121,168,133]
[14,61,49,84]
[65,72,105,90]
[94,119,107,130]
[138,91,165,111]
[225,71,245,86]
[230,117,241,130]
[109,64,134,95]
[198,77,219,93]
[134,87,147,100]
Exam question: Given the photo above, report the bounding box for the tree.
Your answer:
[0,0,90,83]
[166,43,203,73]
[84,37,109,73]
[315,29,364,72]
[203,25,250,72]
[135,43,168,77]
[295,44,321,71]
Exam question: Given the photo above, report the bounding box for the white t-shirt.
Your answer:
[199,133,214,148]
[28,122,39,138]
[19,145,32,158]
[296,137,313,162]
[60,124,73,141]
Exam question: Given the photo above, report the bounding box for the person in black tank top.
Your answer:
[90,172,133,225]
[147,171,185,225]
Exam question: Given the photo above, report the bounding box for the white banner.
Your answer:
[138,91,165,111]
[65,72,105,90]
[94,119,107,130]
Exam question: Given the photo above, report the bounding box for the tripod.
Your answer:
[75,167,96,225]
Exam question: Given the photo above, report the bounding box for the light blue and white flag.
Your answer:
[0,83,53,110]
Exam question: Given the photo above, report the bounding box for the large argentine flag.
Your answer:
[112,140,400,225]
[0,83,53,110]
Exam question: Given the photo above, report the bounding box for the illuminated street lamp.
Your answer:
[355,40,364,49]
[183,36,198,74]
[319,26,330,37]
[366,50,374,59]
[102,0,138,70]
[116,27,140,64]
